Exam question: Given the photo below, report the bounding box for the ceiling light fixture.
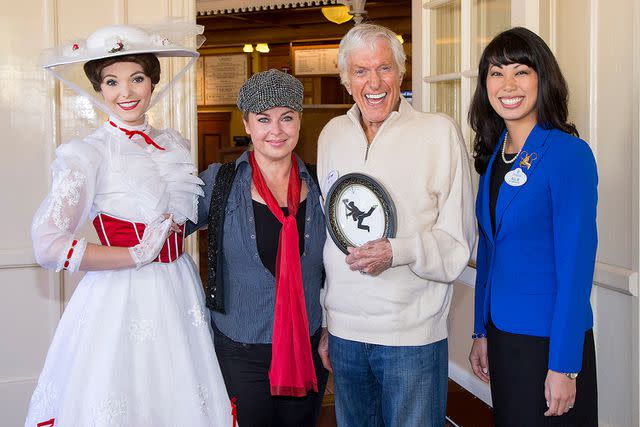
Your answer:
[242,44,254,53]
[396,34,404,44]
[342,0,368,25]
[321,5,353,24]
[255,43,270,53]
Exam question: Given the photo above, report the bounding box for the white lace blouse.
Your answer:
[31,116,204,272]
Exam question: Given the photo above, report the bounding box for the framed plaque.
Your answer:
[196,56,205,106]
[324,173,397,254]
[203,54,250,106]
[292,44,339,76]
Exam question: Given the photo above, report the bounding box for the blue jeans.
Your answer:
[329,334,448,427]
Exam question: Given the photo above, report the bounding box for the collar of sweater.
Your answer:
[346,95,411,133]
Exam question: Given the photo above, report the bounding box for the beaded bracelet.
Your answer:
[62,239,79,271]
[471,332,487,340]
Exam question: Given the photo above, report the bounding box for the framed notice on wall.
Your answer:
[292,45,339,76]
[196,57,205,106]
[201,54,250,106]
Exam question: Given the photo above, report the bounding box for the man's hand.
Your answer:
[345,238,392,276]
[318,328,332,373]
[544,370,576,416]
[469,338,490,383]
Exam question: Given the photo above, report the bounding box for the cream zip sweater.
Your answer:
[317,98,476,346]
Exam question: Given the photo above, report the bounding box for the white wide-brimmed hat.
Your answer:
[42,22,202,68]
[42,20,204,117]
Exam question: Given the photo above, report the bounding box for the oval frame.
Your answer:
[324,173,397,255]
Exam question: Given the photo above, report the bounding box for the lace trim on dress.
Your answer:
[92,396,127,427]
[188,304,207,327]
[128,319,156,342]
[33,169,86,232]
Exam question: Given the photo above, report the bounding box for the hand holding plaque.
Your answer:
[345,238,393,276]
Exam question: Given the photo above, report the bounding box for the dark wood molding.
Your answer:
[197,1,411,47]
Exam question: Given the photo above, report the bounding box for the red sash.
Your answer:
[92,213,184,263]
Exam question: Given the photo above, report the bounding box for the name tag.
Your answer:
[504,167,527,187]
[324,170,339,194]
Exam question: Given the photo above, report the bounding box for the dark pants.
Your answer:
[487,321,598,427]
[213,327,329,427]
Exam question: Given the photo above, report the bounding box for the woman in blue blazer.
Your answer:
[468,27,598,426]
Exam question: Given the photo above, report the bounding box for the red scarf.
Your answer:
[249,152,317,397]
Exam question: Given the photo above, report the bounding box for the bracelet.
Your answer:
[562,372,579,380]
[472,332,487,340]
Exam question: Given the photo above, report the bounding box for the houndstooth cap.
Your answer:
[237,69,304,114]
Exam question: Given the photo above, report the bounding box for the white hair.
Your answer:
[337,23,406,86]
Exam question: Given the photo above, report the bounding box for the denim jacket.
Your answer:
[189,151,325,344]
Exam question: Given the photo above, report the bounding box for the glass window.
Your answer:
[423,0,511,151]
[430,0,461,76]
[471,0,511,68]
[430,80,461,123]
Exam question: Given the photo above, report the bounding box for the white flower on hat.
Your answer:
[150,34,174,47]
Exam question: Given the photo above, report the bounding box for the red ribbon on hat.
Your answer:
[109,121,165,150]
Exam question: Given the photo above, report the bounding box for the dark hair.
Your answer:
[83,53,161,92]
[468,27,578,175]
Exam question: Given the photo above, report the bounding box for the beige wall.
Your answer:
[558,1,640,425]
[0,1,197,425]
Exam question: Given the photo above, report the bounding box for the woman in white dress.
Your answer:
[25,23,235,427]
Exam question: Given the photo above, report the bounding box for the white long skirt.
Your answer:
[25,255,235,427]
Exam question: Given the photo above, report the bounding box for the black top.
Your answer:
[253,199,307,276]
[490,150,518,234]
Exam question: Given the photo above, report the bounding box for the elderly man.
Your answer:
[317,23,475,427]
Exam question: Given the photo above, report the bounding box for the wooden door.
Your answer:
[197,112,232,283]
[197,112,232,172]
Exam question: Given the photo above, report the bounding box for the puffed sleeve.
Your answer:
[548,138,598,372]
[389,117,476,283]
[31,139,101,272]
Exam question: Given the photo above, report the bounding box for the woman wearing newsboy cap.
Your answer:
[188,69,329,427]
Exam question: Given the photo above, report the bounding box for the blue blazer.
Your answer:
[474,124,598,373]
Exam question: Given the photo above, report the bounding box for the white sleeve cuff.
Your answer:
[55,237,87,272]
[389,236,417,267]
